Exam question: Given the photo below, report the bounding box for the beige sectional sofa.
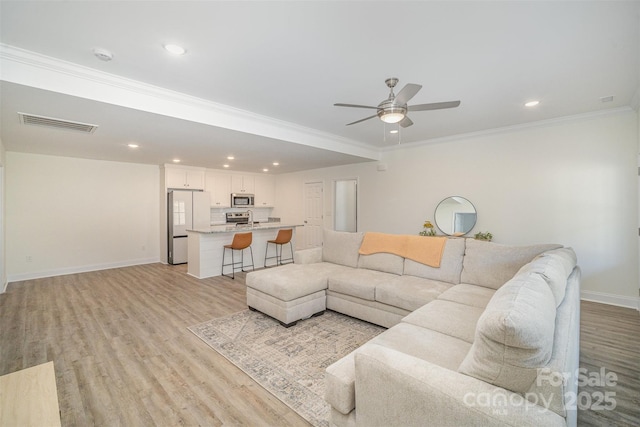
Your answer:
[245,229,580,427]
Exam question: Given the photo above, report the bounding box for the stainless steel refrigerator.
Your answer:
[168,190,211,265]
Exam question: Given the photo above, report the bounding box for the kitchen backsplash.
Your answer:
[210,207,273,225]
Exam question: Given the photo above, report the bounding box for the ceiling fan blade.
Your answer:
[394,84,422,105]
[334,103,379,110]
[346,114,377,126]
[409,100,461,111]
[399,116,414,128]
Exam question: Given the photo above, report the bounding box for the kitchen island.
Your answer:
[187,223,303,279]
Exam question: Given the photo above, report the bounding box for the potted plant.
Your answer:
[419,220,437,236]
[474,231,493,241]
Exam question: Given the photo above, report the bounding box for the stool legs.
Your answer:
[222,246,254,279]
[264,240,294,268]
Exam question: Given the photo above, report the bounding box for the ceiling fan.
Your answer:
[334,78,460,128]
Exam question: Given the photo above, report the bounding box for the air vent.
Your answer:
[18,113,98,133]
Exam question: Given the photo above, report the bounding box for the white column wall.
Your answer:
[273,110,639,306]
[0,137,5,292]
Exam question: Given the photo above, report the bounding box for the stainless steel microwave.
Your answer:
[231,193,255,208]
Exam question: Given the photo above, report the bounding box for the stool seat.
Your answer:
[222,232,254,279]
[264,228,294,268]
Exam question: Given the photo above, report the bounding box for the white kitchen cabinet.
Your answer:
[254,175,276,207]
[231,174,255,194]
[166,167,205,190]
[205,172,232,207]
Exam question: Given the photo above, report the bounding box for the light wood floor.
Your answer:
[578,301,640,426]
[0,264,308,426]
[1,263,638,426]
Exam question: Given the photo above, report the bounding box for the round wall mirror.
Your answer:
[434,196,477,236]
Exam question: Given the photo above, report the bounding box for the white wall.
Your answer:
[274,110,639,307]
[6,153,160,281]
[0,137,5,292]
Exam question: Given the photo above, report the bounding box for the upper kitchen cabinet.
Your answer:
[231,174,255,194]
[254,175,276,207]
[205,171,232,207]
[165,166,205,190]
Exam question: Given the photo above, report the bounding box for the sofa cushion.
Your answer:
[460,239,562,289]
[458,272,557,393]
[517,248,576,307]
[437,284,496,309]
[328,269,397,301]
[323,229,364,268]
[376,276,452,312]
[358,252,404,275]
[403,237,466,284]
[370,321,471,369]
[402,300,484,343]
[246,262,347,301]
[325,323,471,415]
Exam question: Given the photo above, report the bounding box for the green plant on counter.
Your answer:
[474,231,493,241]
[419,220,437,236]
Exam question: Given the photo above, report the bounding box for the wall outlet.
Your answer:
[26,255,32,263]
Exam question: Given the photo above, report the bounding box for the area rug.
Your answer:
[188,310,385,427]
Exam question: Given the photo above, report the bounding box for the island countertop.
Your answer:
[186,224,303,279]
[187,223,304,234]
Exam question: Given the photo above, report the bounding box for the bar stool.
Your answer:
[264,229,294,268]
[221,232,254,279]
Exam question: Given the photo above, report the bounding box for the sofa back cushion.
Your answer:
[458,272,556,393]
[460,239,562,289]
[323,229,364,268]
[517,248,577,307]
[358,253,404,275]
[403,237,465,284]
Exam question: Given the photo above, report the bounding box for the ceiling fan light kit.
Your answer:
[334,77,460,131]
[379,108,406,124]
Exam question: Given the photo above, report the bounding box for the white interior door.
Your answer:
[303,181,323,249]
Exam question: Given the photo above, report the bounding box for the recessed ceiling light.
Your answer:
[227,156,235,160]
[272,162,279,166]
[262,168,269,172]
[389,130,399,134]
[164,44,186,55]
[223,164,230,168]
[127,143,139,148]
[172,158,181,163]
[524,100,540,107]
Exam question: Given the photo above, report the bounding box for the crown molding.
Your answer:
[380,106,635,152]
[0,44,379,161]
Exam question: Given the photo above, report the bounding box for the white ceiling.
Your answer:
[1,1,638,174]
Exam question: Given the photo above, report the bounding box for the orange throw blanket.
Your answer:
[358,232,447,268]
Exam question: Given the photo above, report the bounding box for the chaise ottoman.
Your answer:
[245,262,348,327]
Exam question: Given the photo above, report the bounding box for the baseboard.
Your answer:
[6,257,161,283]
[581,290,640,311]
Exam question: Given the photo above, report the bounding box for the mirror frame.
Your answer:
[434,196,477,236]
